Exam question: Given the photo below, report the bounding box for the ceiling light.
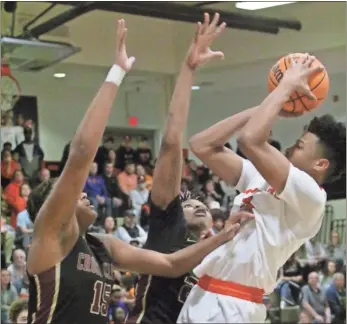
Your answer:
[235,2,296,10]
[53,73,66,78]
[192,85,200,90]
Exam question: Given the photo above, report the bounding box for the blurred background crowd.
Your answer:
[1,127,346,324]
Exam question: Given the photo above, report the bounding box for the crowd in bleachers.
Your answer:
[1,124,346,324]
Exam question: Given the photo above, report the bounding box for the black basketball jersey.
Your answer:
[27,233,115,324]
[128,196,198,324]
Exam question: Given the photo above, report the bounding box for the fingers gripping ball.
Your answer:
[268,53,329,114]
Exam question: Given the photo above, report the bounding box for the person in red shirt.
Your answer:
[3,170,28,227]
[1,149,20,189]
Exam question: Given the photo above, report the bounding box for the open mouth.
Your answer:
[194,208,206,217]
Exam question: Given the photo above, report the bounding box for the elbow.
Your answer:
[236,132,258,152]
[161,135,181,152]
[189,135,210,158]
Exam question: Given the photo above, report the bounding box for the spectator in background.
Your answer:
[103,162,124,217]
[101,216,117,236]
[1,216,15,267]
[1,269,18,322]
[116,136,136,171]
[59,140,71,173]
[186,159,199,189]
[211,174,225,203]
[3,170,25,227]
[303,235,327,269]
[118,162,137,194]
[136,164,152,191]
[325,273,346,323]
[84,162,111,218]
[325,231,345,266]
[210,208,225,235]
[7,249,26,291]
[32,167,50,188]
[107,149,121,176]
[115,211,147,246]
[302,271,331,323]
[298,311,312,324]
[203,179,223,206]
[8,298,28,324]
[0,111,24,150]
[1,149,20,189]
[95,136,115,174]
[136,136,152,168]
[108,284,129,324]
[180,178,190,193]
[16,209,34,252]
[129,176,149,223]
[2,142,12,152]
[319,260,337,292]
[14,127,44,179]
[276,253,303,307]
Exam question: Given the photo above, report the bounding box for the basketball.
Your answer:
[268,53,329,114]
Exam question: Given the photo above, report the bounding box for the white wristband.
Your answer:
[105,65,126,86]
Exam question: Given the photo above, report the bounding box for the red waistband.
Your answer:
[198,275,264,304]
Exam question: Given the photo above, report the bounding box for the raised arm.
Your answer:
[189,107,258,187]
[31,20,135,246]
[97,210,253,277]
[237,54,323,193]
[151,13,226,209]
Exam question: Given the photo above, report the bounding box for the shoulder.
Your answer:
[278,164,326,209]
[149,195,182,218]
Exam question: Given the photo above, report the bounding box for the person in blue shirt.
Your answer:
[325,272,346,323]
[16,209,34,251]
[84,162,112,219]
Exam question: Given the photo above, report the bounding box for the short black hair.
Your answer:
[27,178,57,223]
[180,190,204,203]
[307,114,346,183]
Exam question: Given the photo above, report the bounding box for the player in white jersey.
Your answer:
[178,55,346,323]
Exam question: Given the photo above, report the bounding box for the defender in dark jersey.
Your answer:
[26,18,245,324]
[128,14,254,324]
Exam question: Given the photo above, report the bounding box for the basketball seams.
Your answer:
[310,71,326,91]
[295,90,311,112]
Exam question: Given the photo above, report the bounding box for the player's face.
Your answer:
[284,132,328,174]
[76,193,97,232]
[182,199,212,233]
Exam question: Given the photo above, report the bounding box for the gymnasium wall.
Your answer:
[15,46,346,161]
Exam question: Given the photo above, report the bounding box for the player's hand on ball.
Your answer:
[186,13,226,70]
[115,19,135,72]
[282,54,324,100]
[222,211,255,241]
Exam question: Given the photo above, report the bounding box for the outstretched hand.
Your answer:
[281,54,324,101]
[115,19,136,72]
[186,13,226,70]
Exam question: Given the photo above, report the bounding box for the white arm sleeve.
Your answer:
[234,158,259,192]
[277,164,326,225]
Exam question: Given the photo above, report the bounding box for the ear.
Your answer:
[314,158,330,173]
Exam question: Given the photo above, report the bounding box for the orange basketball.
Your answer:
[268,53,330,114]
